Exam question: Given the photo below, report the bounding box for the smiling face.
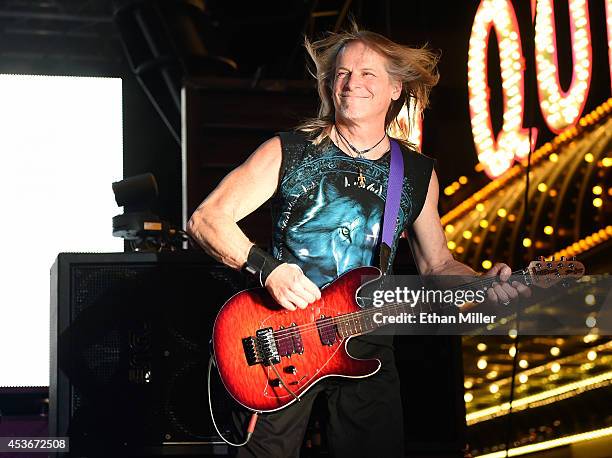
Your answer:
[332,40,402,125]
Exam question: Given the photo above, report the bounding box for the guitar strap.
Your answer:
[379,139,404,274]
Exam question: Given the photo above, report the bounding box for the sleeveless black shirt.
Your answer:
[271,131,434,288]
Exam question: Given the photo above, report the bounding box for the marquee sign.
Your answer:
[465,0,608,178]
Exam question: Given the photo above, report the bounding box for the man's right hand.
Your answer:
[264,263,321,311]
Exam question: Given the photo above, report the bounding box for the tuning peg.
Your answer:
[539,256,545,262]
[560,256,565,261]
[571,256,576,261]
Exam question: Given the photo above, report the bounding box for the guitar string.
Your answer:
[269,270,528,340]
[268,269,531,340]
[272,262,580,344]
[268,263,577,344]
[273,290,488,342]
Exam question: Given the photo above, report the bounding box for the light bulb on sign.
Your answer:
[468,0,537,178]
[534,0,593,132]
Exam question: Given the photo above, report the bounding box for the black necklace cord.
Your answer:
[334,125,388,158]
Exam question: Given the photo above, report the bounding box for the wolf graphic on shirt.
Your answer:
[284,176,383,287]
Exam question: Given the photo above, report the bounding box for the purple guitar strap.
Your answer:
[379,139,404,274]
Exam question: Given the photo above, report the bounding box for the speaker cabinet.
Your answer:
[50,251,245,456]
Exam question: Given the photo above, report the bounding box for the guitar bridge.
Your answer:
[242,327,282,366]
[242,336,261,366]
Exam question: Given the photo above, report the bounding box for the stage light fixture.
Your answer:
[112,173,189,251]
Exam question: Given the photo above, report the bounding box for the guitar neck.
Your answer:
[333,268,530,338]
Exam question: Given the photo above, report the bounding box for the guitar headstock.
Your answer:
[527,256,585,288]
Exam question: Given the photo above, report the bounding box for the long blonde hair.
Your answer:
[297,23,440,150]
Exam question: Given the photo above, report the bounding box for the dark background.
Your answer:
[0,0,609,227]
[0,1,610,455]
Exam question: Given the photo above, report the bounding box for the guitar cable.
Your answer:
[207,354,260,447]
[269,363,302,402]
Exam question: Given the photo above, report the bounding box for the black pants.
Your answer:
[231,335,404,458]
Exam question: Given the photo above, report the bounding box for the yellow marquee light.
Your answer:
[535,0,592,132]
[467,371,612,425]
[544,225,554,235]
[482,259,493,269]
[468,0,536,178]
[474,426,612,458]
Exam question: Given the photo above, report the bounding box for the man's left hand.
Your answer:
[482,263,531,305]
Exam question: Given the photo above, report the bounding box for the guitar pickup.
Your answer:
[273,323,304,358]
[243,325,303,366]
[316,316,337,345]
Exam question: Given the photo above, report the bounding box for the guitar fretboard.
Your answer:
[333,269,530,338]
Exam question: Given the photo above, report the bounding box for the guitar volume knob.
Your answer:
[284,365,297,375]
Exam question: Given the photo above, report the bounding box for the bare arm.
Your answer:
[186,136,320,310]
[407,170,478,276]
[186,137,282,270]
[407,170,529,303]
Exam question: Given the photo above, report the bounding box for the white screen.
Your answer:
[0,75,124,387]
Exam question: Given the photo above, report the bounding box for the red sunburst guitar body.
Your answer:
[212,258,584,413]
[212,266,381,413]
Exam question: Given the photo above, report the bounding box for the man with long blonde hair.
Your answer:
[188,23,527,458]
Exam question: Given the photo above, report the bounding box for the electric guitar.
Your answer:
[212,258,584,412]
